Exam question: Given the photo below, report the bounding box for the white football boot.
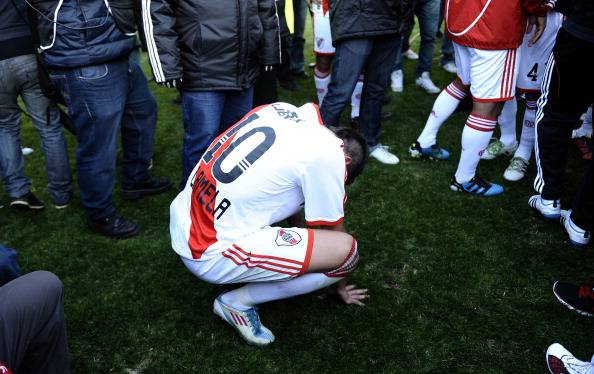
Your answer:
[529,195,561,220]
[213,296,275,346]
[441,61,457,74]
[481,140,518,160]
[560,210,591,247]
[503,157,529,181]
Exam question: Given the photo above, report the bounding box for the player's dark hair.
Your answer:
[329,126,368,185]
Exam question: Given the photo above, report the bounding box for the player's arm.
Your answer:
[523,0,553,46]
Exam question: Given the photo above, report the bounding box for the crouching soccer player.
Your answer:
[169,102,369,346]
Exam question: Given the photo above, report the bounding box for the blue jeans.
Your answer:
[394,0,440,76]
[320,36,399,149]
[440,34,455,65]
[0,54,72,204]
[181,88,253,186]
[288,0,307,73]
[50,58,156,220]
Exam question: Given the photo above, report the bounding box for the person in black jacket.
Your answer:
[530,0,594,247]
[0,0,72,210]
[29,0,171,238]
[320,0,407,165]
[142,0,281,187]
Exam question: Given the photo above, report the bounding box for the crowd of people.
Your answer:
[0,0,593,372]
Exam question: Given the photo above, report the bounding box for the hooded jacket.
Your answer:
[328,0,408,44]
[142,0,281,91]
[29,0,137,68]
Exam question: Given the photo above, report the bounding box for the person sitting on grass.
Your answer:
[169,102,369,346]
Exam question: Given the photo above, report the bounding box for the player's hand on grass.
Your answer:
[336,282,369,306]
[527,15,547,46]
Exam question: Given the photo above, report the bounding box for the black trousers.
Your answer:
[0,271,69,374]
[534,28,594,230]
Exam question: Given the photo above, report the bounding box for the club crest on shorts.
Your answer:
[275,229,302,246]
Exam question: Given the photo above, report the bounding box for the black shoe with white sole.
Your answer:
[553,281,594,317]
[9,192,45,210]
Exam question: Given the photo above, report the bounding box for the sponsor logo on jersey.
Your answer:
[275,229,302,246]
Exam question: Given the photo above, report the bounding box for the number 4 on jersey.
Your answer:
[527,63,538,82]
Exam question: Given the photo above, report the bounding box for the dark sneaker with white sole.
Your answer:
[122,176,172,200]
[553,281,594,317]
[88,215,140,239]
[9,191,45,210]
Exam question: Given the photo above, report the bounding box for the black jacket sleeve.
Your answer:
[141,0,182,83]
[257,0,281,66]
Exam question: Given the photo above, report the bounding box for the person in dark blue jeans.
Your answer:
[320,37,401,164]
[390,0,441,94]
[32,0,171,238]
[181,89,254,185]
[0,0,72,210]
[142,0,280,187]
[289,0,308,77]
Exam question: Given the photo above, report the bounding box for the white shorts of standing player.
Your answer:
[311,1,335,56]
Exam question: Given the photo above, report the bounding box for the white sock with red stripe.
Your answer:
[314,68,331,105]
[498,99,517,146]
[454,113,497,183]
[350,76,364,119]
[221,273,342,310]
[417,83,467,148]
[514,100,537,161]
[221,240,359,310]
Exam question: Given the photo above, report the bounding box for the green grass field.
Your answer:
[1,21,593,373]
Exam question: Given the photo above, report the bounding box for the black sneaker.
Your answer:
[9,191,45,210]
[122,176,172,200]
[88,215,140,239]
[553,281,594,317]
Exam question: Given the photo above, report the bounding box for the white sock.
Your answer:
[498,99,517,146]
[454,113,497,183]
[350,76,364,119]
[220,273,341,310]
[417,83,467,148]
[514,100,536,161]
[314,68,331,106]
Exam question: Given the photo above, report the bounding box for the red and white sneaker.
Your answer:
[546,343,594,374]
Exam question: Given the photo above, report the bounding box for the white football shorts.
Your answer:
[181,227,314,284]
[454,42,521,102]
[312,2,335,55]
[517,12,563,93]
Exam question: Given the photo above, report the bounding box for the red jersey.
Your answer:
[445,0,553,50]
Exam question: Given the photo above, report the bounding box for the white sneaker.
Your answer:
[503,157,529,181]
[213,296,275,346]
[529,194,561,220]
[390,70,403,93]
[415,72,440,94]
[403,49,419,60]
[441,61,457,74]
[21,147,34,156]
[481,140,518,160]
[560,210,591,247]
[370,145,400,164]
[546,343,594,374]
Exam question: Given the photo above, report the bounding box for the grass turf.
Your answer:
[1,21,593,373]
